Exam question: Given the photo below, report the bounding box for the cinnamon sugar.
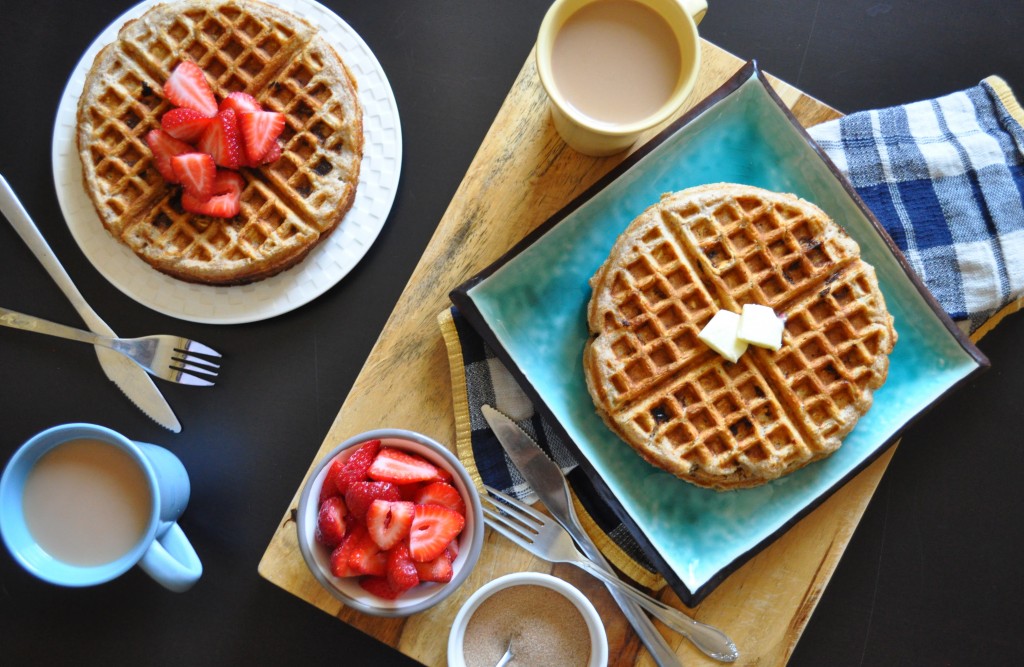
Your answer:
[462,584,591,667]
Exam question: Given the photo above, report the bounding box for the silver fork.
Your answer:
[483,485,739,662]
[0,306,220,386]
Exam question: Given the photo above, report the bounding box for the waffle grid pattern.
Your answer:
[585,185,896,489]
[77,0,363,285]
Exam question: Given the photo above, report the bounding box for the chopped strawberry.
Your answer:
[345,525,387,576]
[319,457,346,504]
[414,551,454,584]
[315,496,348,549]
[334,439,381,496]
[163,61,218,117]
[197,108,243,168]
[181,170,244,218]
[219,91,262,116]
[258,140,283,164]
[366,499,415,550]
[161,107,213,142]
[239,110,285,164]
[368,448,440,485]
[344,480,401,522]
[359,575,402,600]
[429,466,455,485]
[386,543,421,594]
[329,531,359,578]
[171,152,216,201]
[144,129,193,183]
[413,482,466,516]
[408,504,465,563]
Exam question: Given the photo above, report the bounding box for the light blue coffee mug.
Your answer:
[0,423,202,592]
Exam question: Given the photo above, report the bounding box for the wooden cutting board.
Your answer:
[259,39,893,666]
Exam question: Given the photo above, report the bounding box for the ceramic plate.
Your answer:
[451,62,988,605]
[52,0,401,324]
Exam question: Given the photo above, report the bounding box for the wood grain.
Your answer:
[258,40,890,666]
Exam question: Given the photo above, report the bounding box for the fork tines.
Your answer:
[482,485,547,541]
[170,339,222,386]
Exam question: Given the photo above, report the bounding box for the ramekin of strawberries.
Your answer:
[296,429,484,616]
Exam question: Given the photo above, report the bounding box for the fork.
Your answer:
[0,306,220,386]
[483,485,739,662]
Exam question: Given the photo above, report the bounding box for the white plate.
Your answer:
[52,0,402,324]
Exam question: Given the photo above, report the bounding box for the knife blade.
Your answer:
[0,174,181,432]
[481,404,682,667]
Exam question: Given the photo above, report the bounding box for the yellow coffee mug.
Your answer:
[537,0,707,156]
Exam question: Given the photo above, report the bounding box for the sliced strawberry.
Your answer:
[239,111,286,164]
[334,439,381,496]
[220,91,262,116]
[386,543,421,594]
[145,129,193,183]
[366,499,415,550]
[161,107,213,142]
[197,108,243,169]
[414,550,453,584]
[408,504,465,563]
[429,466,455,485]
[319,457,346,504]
[258,140,283,164]
[359,575,402,600]
[315,496,348,549]
[368,448,440,485]
[346,525,387,576]
[413,481,466,516]
[329,531,359,578]
[344,480,401,522]
[163,61,217,117]
[171,152,216,201]
[181,170,244,218]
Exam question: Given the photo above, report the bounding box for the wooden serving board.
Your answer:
[259,40,893,666]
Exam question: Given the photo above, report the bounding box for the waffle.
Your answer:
[76,0,363,285]
[584,183,897,490]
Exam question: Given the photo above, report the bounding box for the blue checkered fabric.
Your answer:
[807,77,1024,335]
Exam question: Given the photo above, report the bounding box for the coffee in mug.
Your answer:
[21,437,152,567]
[0,423,202,592]
[537,0,707,156]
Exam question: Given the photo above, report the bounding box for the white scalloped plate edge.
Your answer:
[52,0,402,324]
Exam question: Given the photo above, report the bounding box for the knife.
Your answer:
[0,174,181,432]
[482,404,688,666]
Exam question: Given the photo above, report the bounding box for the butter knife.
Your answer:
[482,404,739,664]
[0,174,181,432]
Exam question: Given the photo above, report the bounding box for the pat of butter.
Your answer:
[698,310,748,363]
[738,303,784,350]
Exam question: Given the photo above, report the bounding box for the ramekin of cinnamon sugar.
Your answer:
[447,572,608,667]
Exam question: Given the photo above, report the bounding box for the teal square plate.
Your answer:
[450,61,988,605]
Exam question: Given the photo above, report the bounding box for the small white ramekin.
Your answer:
[447,571,608,667]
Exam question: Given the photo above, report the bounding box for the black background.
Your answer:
[1,1,1021,664]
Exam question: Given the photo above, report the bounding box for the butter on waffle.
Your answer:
[76,0,363,285]
[584,183,897,490]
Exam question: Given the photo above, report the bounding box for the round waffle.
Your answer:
[584,183,897,490]
[76,0,363,285]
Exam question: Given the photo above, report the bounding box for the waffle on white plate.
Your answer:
[584,183,897,490]
[76,0,363,285]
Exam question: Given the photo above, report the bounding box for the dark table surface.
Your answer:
[1,1,1021,665]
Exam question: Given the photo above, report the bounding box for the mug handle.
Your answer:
[138,522,203,592]
[677,0,707,25]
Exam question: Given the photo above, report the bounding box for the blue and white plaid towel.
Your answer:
[442,76,1024,590]
[808,75,1024,337]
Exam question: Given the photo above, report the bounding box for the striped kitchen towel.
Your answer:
[807,75,1024,339]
